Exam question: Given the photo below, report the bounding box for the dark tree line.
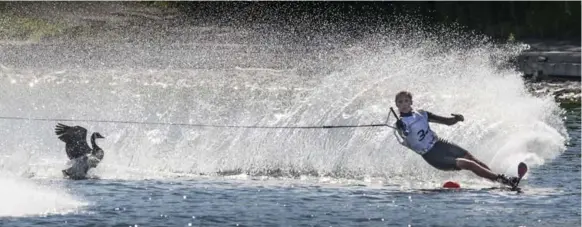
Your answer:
[0,1,578,41]
[169,1,580,41]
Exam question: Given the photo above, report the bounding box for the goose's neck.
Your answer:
[90,134,104,160]
[90,134,99,149]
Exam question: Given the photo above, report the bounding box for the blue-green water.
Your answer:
[0,107,577,227]
[0,93,578,227]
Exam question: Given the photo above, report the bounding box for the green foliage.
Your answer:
[172,2,580,41]
[0,2,578,42]
[416,2,580,40]
[139,1,180,9]
[0,13,66,41]
[508,33,516,42]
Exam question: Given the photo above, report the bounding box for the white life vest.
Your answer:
[393,109,437,155]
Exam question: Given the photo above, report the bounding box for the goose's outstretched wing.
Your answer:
[55,123,91,160]
[55,123,87,143]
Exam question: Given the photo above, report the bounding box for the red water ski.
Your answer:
[443,181,461,189]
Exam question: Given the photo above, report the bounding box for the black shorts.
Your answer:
[421,140,469,171]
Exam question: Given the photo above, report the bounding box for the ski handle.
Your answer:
[389,107,408,145]
[389,107,399,121]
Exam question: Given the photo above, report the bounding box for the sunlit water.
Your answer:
[0,11,578,226]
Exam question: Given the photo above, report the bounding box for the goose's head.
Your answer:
[93,132,105,139]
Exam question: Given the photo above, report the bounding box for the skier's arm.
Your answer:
[426,111,464,126]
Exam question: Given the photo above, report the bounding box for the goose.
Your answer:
[55,123,105,179]
[55,123,105,160]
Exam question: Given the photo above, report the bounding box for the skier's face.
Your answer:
[395,95,412,113]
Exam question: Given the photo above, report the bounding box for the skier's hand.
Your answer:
[396,119,410,136]
[396,119,405,130]
[451,114,464,123]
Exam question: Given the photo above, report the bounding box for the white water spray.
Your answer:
[0,173,87,217]
[0,15,569,192]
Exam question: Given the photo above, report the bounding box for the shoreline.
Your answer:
[517,41,580,80]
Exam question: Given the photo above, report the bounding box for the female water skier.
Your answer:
[392,91,519,188]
